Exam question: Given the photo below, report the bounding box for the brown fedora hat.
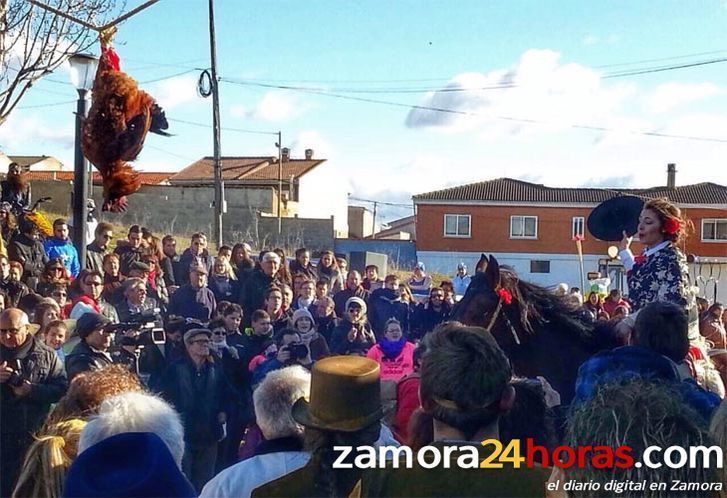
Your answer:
[292,356,382,432]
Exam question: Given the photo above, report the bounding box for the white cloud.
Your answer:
[583,35,600,46]
[230,91,310,122]
[646,82,721,114]
[406,49,637,139]
[146,74,202,110]
[0,113,73,150]
[582,34,619,46]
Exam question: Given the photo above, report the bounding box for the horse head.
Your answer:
[453,254,504,328]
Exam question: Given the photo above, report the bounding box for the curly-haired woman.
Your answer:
[619,198,696,314]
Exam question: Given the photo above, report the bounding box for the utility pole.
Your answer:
[371,201,378,239]
[276,131,282,234]
[208,0,224,248]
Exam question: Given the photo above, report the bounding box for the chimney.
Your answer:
[667,163,676,189]
[305,148,313,160]
[281,147,290,162]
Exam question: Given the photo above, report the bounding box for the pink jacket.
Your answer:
[366,341,415,381]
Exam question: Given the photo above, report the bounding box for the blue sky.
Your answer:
[3,0,727,222]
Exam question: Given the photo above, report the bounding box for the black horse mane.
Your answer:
[497,267,594,345]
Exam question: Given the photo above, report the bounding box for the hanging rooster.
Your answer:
[81,29,170,212]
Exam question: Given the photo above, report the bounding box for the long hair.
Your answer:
[41,258,71,285]
[305,423,380,498]
[12,418,86,498]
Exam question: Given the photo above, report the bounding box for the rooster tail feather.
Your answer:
[149,103,171,136]
[102,160,142,199]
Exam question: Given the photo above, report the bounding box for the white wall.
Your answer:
[417,250,607,290]
[297,164,349,237]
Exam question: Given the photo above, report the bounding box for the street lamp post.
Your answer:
[68,53,98,269]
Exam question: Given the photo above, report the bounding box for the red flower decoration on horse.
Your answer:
[634,254,647,265]
[496,288,513,305]
[662,217,681,235]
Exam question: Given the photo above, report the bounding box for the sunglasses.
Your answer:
[212,330,226,336]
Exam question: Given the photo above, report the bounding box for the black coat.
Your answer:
[0,336,66,497]
[8,233,47,290]
[159,357,231,447]
[65,340,114,380]
[368,288,410,337]
[411,302,452,340]
[113,244,144,276]
[238,269,278,319]
[160,256,177,287]
[330,320,376,355]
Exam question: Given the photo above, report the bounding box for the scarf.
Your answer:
[73,295,101,313]
[379,336,407,359]
[299,329,319,343]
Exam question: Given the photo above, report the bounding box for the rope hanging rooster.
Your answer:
[81,28,170,212]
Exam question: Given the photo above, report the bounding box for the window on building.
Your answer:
[444,214,471,237]
[572,216,585,239]
[510,215,538,239]
[530,260,550,273]
[702,219,727,242]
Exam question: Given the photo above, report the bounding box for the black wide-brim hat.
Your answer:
[587,195,644,242]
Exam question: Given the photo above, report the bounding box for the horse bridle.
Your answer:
[484,294,522,346]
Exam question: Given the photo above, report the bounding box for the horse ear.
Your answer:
[484,255,501,289]
[475,253,488,273]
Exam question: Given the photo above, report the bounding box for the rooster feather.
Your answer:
[81,40,170,212]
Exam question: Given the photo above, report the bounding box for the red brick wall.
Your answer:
[416,204,727,257]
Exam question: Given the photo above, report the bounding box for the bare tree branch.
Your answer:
[0,0,125,126]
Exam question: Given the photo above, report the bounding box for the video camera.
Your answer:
[108,308,166,347]
[284,343,309,361]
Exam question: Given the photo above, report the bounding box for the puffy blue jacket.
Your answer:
[43,237,80,277]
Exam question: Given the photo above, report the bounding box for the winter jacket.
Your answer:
[7,232,47,290]
[159,357,231,447]
[177,249,213,286]
[333,287,370,319]
[160,256,177,287]
[168,284,216,321]
[330,320,376,355]
[238,269,279,320]
[0,336,67,437]
[452,274,472,298]
[368,288,410,336]
[43,237,80,277]
[288,260,317,281]
[113,243,145,276]
[317,266,344,295]
[86,240,106,273]
[411,302,452,340]
[65,340,114,380]
[0,278,31,308]
[209,275,236,303]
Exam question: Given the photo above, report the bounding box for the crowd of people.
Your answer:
[0,193,726,498]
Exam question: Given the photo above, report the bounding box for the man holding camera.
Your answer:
[252,328,313,385]
[65,312,115,381]
[0,308,67,497]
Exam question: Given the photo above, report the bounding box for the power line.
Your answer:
[167,117,277,135]
[348,196,414,208]
[222,56,727,95]
[221,79,727,145]
[17,99,76,109]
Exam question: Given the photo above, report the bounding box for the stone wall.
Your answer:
[31,180,334,250]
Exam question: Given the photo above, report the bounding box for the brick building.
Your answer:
[413,173,727,293]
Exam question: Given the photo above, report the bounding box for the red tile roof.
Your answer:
[413,178,727,205]
[169,156,325,183]
[25,171,174,185]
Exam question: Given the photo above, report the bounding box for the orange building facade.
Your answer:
[413,178,727,293]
